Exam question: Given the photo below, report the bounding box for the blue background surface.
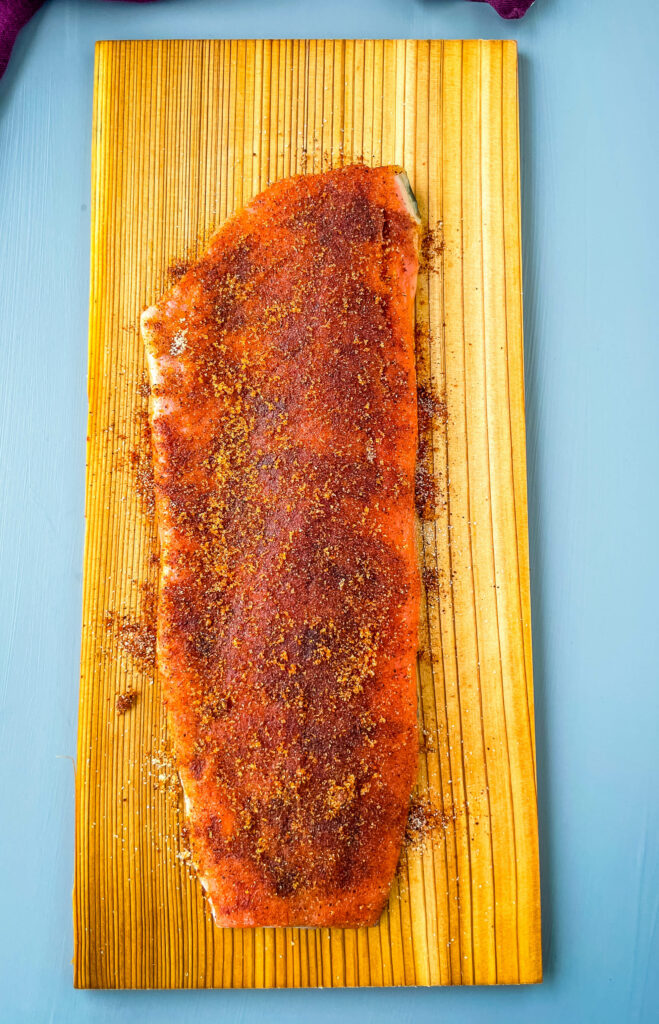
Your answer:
[1,0,658,1021]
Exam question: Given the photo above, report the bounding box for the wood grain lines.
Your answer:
[74,38,541,989]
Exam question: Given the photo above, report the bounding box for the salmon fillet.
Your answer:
[141,164,421,928]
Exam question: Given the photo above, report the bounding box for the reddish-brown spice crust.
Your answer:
[142,165,420,928]
[167,259,191,284]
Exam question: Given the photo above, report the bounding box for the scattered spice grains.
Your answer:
[418,726,436,755]
[414,318,430,352]
[414,383,447,521]
[127,408,155,517]
[145,744,181,799]
[415,459,438,521]
[106,609,156,670]
[115,691,138,715]
[105,580,157,672]
[137,372,151,400]
[417,642,431,664]
[139,578,158,627]
[419,223,444,273]
[422,565,440,598]
[416,383,447,432]
[404,795,455,850]
[176,824,194,867]
[139,741,197,880]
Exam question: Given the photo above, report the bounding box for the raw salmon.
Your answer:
[141,164,421,927]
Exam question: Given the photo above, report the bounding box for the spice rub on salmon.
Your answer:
[141,164,421,928]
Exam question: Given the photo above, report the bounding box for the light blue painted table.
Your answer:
[1,1,658,1021]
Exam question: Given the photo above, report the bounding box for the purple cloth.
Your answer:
[1,0,536,82]
[0,0,156,80]
[469,0,535,17]
[0,0,45,77]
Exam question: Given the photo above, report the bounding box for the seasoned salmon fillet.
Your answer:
[141,164,421,927]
